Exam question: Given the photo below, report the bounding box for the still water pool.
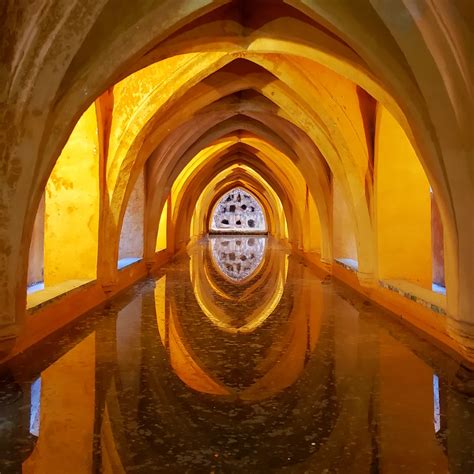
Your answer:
[1,237,473,473]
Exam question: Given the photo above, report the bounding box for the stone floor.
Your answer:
[0,237,473,473]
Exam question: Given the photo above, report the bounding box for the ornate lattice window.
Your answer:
[209,187,267,233]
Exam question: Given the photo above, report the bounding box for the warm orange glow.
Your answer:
[44,104,99,286]
[4,0,467,368]
[375,105,432,288]
[156,199,168,252]
[1,6,472,470]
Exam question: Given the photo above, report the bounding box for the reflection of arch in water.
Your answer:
[139,275,339,471]
[209,235,266,282]
[189,240,288,333]
[209,187,267,234]
[156,254,325,401]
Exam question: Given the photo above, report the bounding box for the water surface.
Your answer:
[1,238,473,473]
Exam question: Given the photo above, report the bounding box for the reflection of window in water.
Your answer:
[210,187,267,233]
[29,377,41,437]
[433,374,441,433]
[210,236,266,281]
[432,373,448,453]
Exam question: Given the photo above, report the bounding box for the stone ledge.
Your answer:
[329,259,466,364]
[27,279,95,312]
[380,279,446,315]
[335,258,358,272]
[117,257,142,270]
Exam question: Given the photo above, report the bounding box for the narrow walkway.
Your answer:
[1,237,473,473]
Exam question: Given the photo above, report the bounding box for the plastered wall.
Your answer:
[118,170,145,260]
[375,105,432,288]
[44,105,100,286]
[27,195,45,286]
[333,179,358,262]
[155,200,168,252]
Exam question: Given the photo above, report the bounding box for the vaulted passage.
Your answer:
[0,1,473,471]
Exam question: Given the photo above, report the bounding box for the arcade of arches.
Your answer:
[0,1,473,471]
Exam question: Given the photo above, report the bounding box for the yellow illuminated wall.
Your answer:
[156,199,168,252]
[44,104,100,285]
[375,105,432,288]
[333,178,357,262]
[304,188,322,254]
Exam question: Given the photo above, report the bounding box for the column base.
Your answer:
[319,257,333,273]
[0,324,18,361]
[101,282,118,294]
[453,363,474,396]
[447,317,474,367]
[357,271,377,288]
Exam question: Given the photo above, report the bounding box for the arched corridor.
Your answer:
[0,1,473,471]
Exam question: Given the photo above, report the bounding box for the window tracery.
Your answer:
[210,187,267,233]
